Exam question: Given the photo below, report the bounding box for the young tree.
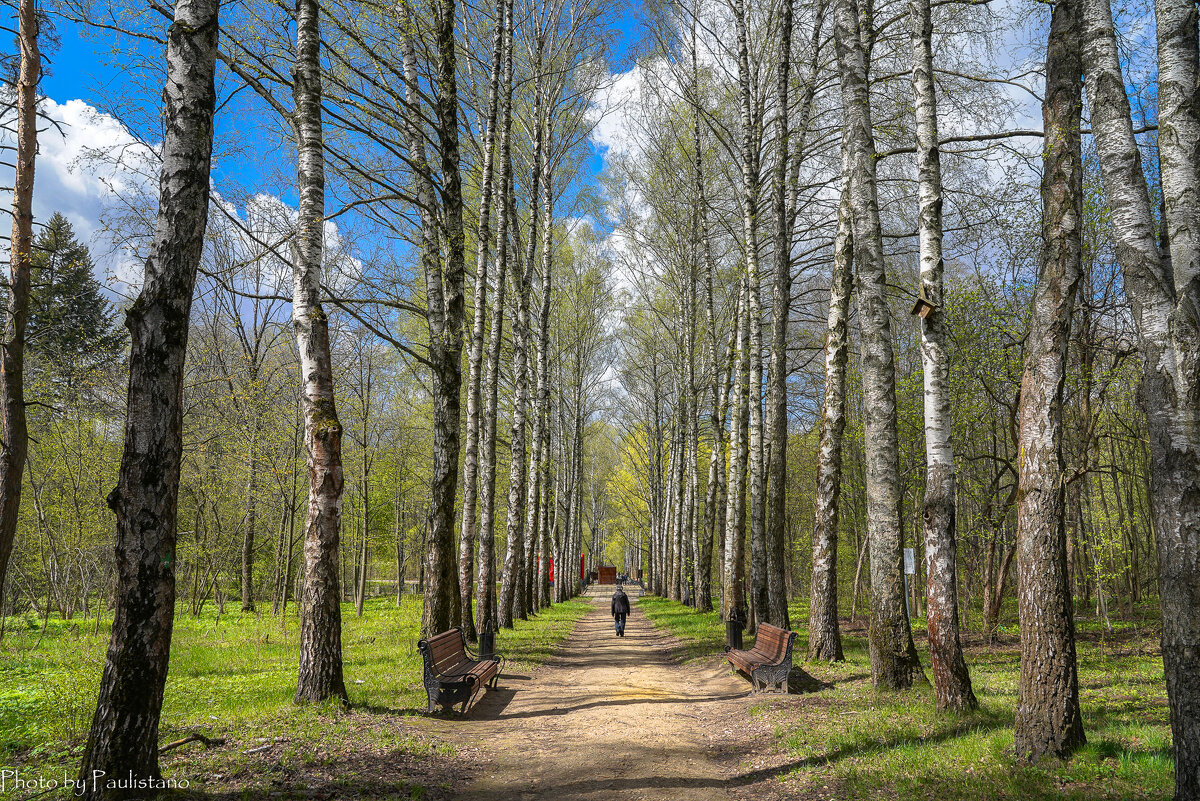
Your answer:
[808,185,851,662]
[910,0,976,711]
[292,0,348,705]
[78,0,219,788]
[0,0,39,632]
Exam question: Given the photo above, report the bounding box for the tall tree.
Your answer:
[458,0,508,643]
[1013,0,1086,759]
[832,0,925,689]
[910,0,975,711]
[0,0,39,629]
[808,183,851,662]
[78,0,219,788]
[691,8,721,612]
[764,0,795,629]
[420,0,469,636]
[722,283,749,628]
[475,0,515,635]
[1084,0,1200,789]
[292,0,347,704]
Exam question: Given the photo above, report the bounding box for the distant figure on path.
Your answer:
[611,586,630,637]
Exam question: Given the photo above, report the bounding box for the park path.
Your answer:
[440,590,762,800]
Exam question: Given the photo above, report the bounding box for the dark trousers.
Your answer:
[614,613,627,636]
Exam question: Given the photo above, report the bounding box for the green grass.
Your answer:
[640,595,1174,800]
[0,595,591,796]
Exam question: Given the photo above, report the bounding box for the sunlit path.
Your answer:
[439,589,751,800]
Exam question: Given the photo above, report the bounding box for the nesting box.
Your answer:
[911,286,937,318]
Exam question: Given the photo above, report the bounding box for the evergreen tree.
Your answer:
[25,212,125,386]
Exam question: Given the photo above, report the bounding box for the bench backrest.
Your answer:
[419,627,468,674]
[752,623,796,662]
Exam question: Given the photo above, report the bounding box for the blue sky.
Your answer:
[32,3,644,231]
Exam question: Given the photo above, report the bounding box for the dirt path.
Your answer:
[432,590,772,800]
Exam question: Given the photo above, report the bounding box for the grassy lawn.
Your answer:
[640,594,1173,801]
[0,595,591,798]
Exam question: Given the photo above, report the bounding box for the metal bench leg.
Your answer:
[426,684,439,714]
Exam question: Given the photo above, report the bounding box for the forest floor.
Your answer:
[0,595,592,800]
[0,591,1176,800]
[638,595,1175,801]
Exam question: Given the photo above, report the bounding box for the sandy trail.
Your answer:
[442,590,758,800]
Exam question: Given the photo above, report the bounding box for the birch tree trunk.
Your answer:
[529,163,555,612]
[687,15,721,611]
[420,0,469,637]
[79,0,218,787]
[458,0,508,642]
[1014,0,1085,758]
[669,417,685,600]
[1084,0,1200,788]
[475,198,509,635]
[722,282,750,627]
[808,185,852,663]
[765,0,795,629]
[832,0,925,689]
[911,0,975,711]
[473,0,514,636]
[499,177,535,627]
[291,0,348,705]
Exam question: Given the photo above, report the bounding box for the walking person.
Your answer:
[611,585,630,637]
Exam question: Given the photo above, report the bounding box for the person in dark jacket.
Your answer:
[611,587,631,637]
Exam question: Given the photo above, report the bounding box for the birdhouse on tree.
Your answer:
[911,286,937,319]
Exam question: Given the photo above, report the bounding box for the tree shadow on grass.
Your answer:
[467,690,749,722]
[171,744,465,801]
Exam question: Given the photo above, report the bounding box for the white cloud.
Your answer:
[0,96,159,292]
[1,97,155,254]
[1,95,360,300]
[588,65,648,161]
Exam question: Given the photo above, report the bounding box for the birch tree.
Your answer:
[832,0,925,689]
[476,7,515,633]
[420,0,469,636]
[910,0,975,711]
[459,0,508,643]
[1014,0,1086,759]
[291,0,348,704]
[79,0,219,788]
[764,0,795,629]
[1084,0,1200,788]
[808,184,851,662]
[722,283,749,627]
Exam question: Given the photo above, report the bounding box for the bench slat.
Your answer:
[725,623,796,694]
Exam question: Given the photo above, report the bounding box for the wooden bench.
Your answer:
[724,622,797,693]
[417,627,500,713]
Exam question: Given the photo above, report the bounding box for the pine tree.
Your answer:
[26,212,125,386]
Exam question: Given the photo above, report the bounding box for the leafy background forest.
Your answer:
[2,0,1155,647]
[0,0,1191,796]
